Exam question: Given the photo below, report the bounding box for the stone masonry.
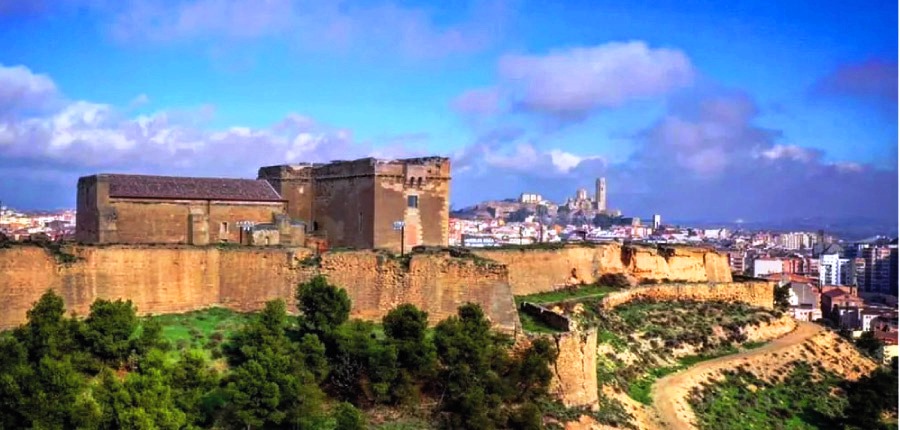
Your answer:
[259,157,450,252]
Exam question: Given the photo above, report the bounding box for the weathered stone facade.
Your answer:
[474,244,733,295]
[259,157,450,252]
[548,329,600,408]
[0,245,516,331]
[76,174,287,245]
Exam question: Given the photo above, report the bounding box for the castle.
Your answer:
[76,157,451,252]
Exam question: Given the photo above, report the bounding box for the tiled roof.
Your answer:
[103,174,283,202]
[822,289,850,298]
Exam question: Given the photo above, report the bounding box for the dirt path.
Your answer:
[650,321,824,430]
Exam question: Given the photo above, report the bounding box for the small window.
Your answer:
[417,177,423,187]
[407,195,419,208]
[221,222,229,234]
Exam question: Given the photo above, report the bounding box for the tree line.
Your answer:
[0,275,558,429]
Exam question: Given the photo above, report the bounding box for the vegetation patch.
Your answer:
[584,299,783,411]
[689,361,898,430]
[147,307,254,361]
[0,277,561,429]
[518,311,565,334]
[515,284,619,306]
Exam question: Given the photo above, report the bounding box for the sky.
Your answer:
[0,0,897,226]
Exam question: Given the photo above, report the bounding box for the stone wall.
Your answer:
[474,244,732,296]
[600,281,775,310]
[548,329,599,408]
[0,245,517,331]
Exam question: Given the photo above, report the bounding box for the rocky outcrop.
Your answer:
[475,244,732,296]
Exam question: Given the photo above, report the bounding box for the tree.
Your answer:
[296,275,351,337]
[434,303,508,429]
[81,299,140,366]
[93,351,187,430]
[224,300,327,429]
[383,304,437,404]
[21,356,99,429]
[510,338,557,403]
[383,304,436,377]
[854,330,882,358]
[843,362,898,429]
[0,336,30,428]
[169,350,222,427]
[15,290,79,361]
[328,320,398,405]
[773,283,791,311]
[333,402,366,430]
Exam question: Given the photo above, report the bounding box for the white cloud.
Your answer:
[0,64,58,113]
[759,144,821,163]
[497,41,694,117]
[0,65,381,180]
[108,0,508,59]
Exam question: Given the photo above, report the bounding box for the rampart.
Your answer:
[548,329,599,408]
[0,245,516,331]
[473,243,732,295]
[600,281,774,310]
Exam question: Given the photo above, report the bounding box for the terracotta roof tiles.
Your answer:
[103,174,283,202]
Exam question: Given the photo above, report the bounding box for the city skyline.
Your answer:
[0,0,896,225]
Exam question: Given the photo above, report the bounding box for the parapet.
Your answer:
[261,156,452,181]
[257,164,319,180]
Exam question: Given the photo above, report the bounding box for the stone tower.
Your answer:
[595,177,607,212]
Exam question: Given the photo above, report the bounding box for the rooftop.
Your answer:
[96,174,283,202]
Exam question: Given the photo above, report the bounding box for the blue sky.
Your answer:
[0,0,896,225]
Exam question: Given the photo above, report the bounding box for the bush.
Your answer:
[296,275,351,337]
[81,299,140,367]
[333,402,366,430]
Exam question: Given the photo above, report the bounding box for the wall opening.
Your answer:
[407,195,418,208]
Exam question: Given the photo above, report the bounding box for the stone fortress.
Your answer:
[2,154,769,332]
[77,156,451,252]
[2,155,783,418]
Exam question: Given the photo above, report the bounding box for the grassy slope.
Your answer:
[690,362,848,430]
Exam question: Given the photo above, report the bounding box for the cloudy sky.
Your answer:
[0,0,897,225]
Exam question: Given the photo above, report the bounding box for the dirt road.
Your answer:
[650,322,824,430]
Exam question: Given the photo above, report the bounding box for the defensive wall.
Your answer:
[600,280,775,310]
[473,243,732,296]
[542,279,775,409]
[0,245,515,331]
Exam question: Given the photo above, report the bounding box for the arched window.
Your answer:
[417,177,423,187]
[408,177,415,186]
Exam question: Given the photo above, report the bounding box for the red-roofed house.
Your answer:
[821,289,865,328]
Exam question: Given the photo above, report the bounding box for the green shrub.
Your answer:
[333,402,366,430]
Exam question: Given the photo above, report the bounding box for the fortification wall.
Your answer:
[474,244,732,296]
[0,246,517,331]
[600,281,774,310]
[548,329,599,408]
